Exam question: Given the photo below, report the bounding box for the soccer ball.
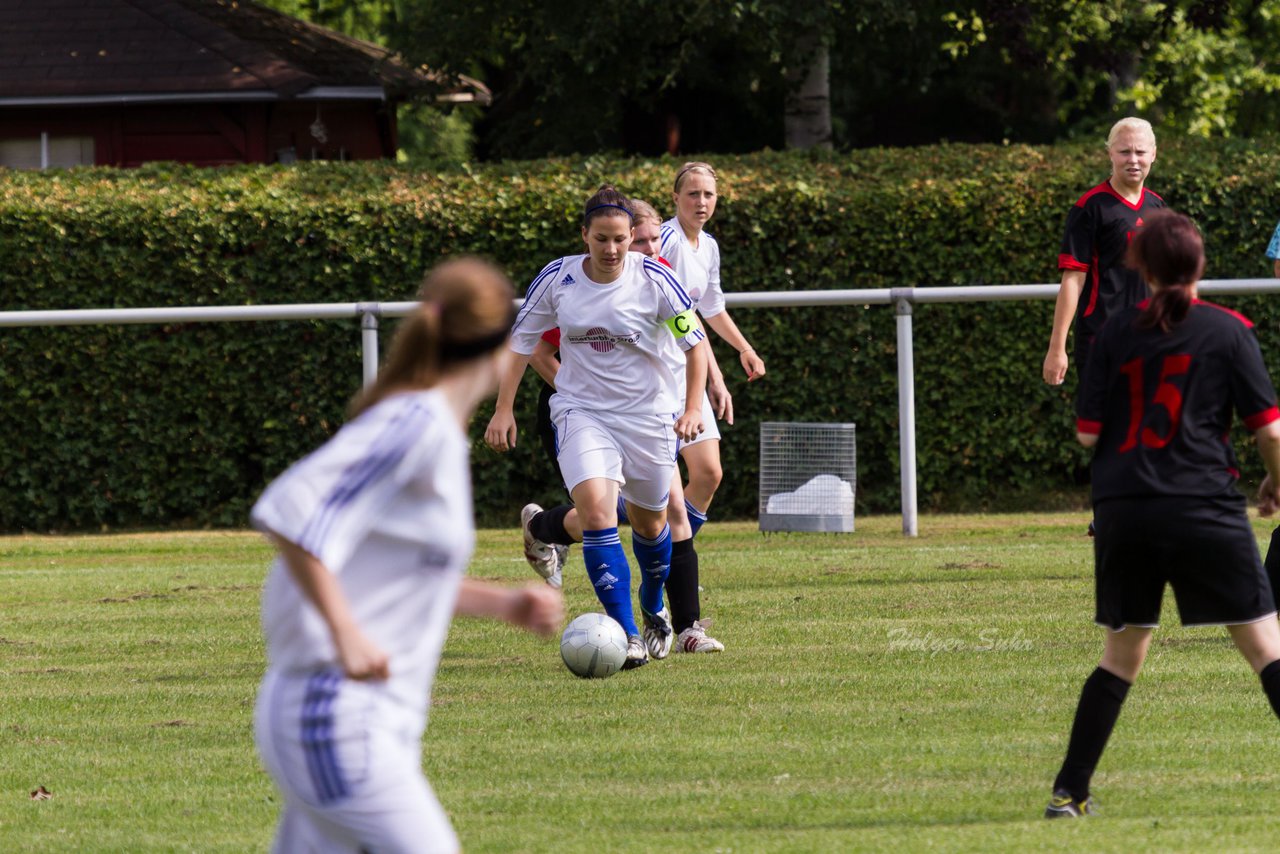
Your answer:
[560,612,628,679]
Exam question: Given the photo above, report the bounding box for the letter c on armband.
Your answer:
[666,310,696,337]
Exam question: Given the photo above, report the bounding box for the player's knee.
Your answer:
[579,505,617,530]
[1228,621,1280,673]
[630,512,667,540]
[689,461,722,496]
[666,498,689,528]
[1100,632,1149,682]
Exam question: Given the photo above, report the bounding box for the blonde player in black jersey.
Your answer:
[1043,118,1164,387]
[1045,211,1280,819]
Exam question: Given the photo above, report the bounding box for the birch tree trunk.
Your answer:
[784,35,832,150]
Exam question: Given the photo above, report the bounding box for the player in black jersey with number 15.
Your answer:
[1044,211,1280,819]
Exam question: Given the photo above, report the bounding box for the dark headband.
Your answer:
[584,203,634,220]
[440,303,517,362]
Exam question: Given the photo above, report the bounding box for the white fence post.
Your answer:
[891,288,919,537]
[358,303,380,388]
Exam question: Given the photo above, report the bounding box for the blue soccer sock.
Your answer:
[685,499,708,538]
[633,523,672,616]
[581,528,638,636]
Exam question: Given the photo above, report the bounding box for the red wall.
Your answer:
[0,101,396,166]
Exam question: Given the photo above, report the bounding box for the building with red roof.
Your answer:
[0,0,489,167]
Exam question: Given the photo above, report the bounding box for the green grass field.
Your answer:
[3,514,1280,852]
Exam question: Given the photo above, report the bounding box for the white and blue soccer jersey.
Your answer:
[1267,221,1280,260]
[251,389,472,722]
[510,253,705,415]
[660,217,725,318]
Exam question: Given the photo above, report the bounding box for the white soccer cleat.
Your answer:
[520,503,559,583]
[622,635,649,670]
[546,544,569,589]
[675,620,724,653]
[641,606,674,659]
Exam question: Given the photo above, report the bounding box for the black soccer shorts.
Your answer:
[1093,494,1276,629]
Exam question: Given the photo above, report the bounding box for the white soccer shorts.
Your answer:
[678,389,720,449]
[550,399,677,511]
[255,669,460,854]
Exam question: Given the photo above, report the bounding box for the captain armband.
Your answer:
[665,310,697,337]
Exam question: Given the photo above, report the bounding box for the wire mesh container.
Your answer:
[758,422,856,532]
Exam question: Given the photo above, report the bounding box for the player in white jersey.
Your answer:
[654,161,765,651]
[251,258,564,854]
[488,199,725,657]
[625,198,727,652]
[489,185,710,668]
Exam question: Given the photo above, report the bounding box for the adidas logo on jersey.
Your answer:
[560,273,576,286]
[594,569,620,590]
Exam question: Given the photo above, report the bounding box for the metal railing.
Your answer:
[3,278,1276,536]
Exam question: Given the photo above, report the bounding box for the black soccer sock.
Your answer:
[665,537,700,633]
[1052,666,1131,801]
[530,504,576,545]
[1259,659,1280,720]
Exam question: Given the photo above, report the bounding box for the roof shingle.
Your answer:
[0,0,489,102]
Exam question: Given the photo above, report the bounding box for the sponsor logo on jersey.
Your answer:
[560,273,576,286]
[594,569,620,590]
[568,327,641,353]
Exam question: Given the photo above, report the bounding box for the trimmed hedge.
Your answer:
[2,140,1280,531]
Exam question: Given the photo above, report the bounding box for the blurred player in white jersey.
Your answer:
[656,161,765,651]
[488,184,710,668]
[252,258,564,853]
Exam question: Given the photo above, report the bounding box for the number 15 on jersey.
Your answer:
[1117,354,1192,452]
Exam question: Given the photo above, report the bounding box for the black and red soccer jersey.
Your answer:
[1059,181,1166,350]
[1078,300,1280,501]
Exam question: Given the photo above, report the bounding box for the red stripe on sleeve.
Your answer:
[1076,418,1102,436]
[1058,254,1089,272]
[1081,252,1100,317]
[1244,406,1280,431]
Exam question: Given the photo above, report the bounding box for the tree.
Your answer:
[256,0,395,43]
[255,0,1280,159]
[391,1,907,157]
[784,30,833,150]
[1116,1,1280,136]
[255,0,484,164]
[955,0,1280,138]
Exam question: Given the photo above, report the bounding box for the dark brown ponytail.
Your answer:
[1126,210,1204,332]
[348,257,515,418]
[1141,282,1193,332]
